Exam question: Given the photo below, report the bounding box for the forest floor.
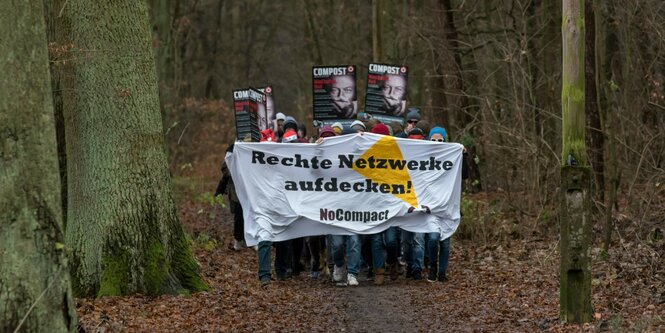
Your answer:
[76,178,665,332]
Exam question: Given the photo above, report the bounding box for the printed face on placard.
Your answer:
[328,75,357,118]
[381,74,407,116]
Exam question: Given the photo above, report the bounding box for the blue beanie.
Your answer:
[428,126,448,141]
[406,107,421,121]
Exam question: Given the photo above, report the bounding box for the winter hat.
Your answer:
[406,107,421,122]
[282,128,298,143]
[371,123,390,136]
[407,127,425,140]
[428,126,448,142]
[283,116,298,132]
[276,112,286,121]
[350,120,366,131]
[260,129,276,142]
[318,125,337,138]
[340,126,357,136]
[331,122,343,134]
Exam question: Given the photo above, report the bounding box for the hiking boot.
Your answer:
[333,265,345,282]
[389,263,399,280]
[427,271,437,283]
[347,273,359,286]
[374,269,385,285]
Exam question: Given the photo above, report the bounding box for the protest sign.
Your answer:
[226,133,463,245]
[257,86,275,131]
[233,88,267,141]
[364,63,409,124]
[312,65,358,125]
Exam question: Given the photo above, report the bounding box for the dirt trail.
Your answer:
[338,280,428,332]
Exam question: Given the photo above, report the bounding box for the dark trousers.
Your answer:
[306,236,324,272]
[231,201,243,241]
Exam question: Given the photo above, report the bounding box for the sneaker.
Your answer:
[309,271,321,279]
[260,276,271,288]
[252,245,258,251]
[412,271,422,280]
[347,273,359,286]
[427,271,437,283]
[333,265,345,282]
[233,239,243,251]
[438,273,448,282]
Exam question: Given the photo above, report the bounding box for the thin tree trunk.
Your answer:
[584,0,605,206]
[440,0,482,191]
[43,0,69,228]
[57,0,208,297]
[560,0,592,324]
[0,1,77,331]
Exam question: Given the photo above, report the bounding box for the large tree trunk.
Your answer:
[0,1,77,331]
[56,0,208,297]
[560,0,592,324]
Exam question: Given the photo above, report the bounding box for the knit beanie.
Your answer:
[331,122,343,134]
[340,126,357,136]
[371,123,391,136]
[428,126,448,141]
[350,120,366,131]
[318,125,337,138]
[406,107,421,121]
[282,128,298,143]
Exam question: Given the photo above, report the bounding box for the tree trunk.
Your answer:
[584,0,605,205]
[560,0,592,324]
[0,1,77,331]
[43,0,69,228]
[439,0,482,191]
[372,0,383,62]
[57,0,208,297]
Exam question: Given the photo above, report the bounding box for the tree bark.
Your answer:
[0,1,77,331]
[584,0,605,205]
[560,0,592,324]
[56,0,208,297]
[439,0,482,191]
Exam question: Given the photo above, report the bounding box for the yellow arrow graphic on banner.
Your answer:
[352,136,419,207]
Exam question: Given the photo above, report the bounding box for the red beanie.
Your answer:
[282,129,298,143]
[371,123,390,136]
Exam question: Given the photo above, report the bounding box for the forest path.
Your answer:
[337,277,430,332]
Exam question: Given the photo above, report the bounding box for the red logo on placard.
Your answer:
[265,86,272,93]
[400,67,407,73]
[348,66,354,73]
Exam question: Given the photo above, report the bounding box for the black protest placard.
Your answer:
[312,65,358,124]
[233,88,266,142]
[364,63,408,124]
[257,86,276,131]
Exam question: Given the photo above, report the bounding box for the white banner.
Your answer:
[226,133,463,246]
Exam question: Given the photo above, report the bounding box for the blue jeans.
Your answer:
[331,234,361,276]
[401,230,424,274]
[370,227,399,269]
[427,233,450,275]
[257,241,288,280]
